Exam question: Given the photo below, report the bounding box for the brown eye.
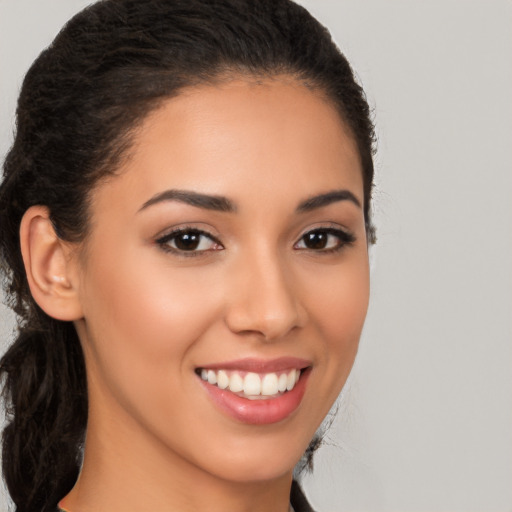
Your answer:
[156,229,222,254]
[174,232,202,251]
[302,231,329,250]
[295,228,355,252]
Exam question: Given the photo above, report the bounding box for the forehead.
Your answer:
[91,78,363,216]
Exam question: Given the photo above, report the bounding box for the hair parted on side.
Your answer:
[0,1,376,510]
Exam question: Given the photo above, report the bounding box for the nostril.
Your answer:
[224,304,305,341]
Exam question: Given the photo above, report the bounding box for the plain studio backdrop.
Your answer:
[0,1,511,511]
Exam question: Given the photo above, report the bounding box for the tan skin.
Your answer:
[20,77,370,512]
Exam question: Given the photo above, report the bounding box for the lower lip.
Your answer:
[199,369,311,425]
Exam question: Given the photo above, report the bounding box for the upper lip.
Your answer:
[196,357,312,373]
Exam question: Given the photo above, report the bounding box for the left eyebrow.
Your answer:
[296,189,362,212]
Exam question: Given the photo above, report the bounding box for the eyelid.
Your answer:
[295,222,354,239]
[153,221,220,239]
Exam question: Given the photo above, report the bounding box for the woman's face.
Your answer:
[73,78,370,484]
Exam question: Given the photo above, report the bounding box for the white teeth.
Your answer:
[217,370,229,389]
[286,369,296,391]
[199,367,303,398]
[277,373,288,392]
[261,373,279,396]
[243,372,261,395]
[228,373,243,393]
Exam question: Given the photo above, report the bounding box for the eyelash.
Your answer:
[155,226,355,257]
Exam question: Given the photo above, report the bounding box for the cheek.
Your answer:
[309,253,369,339]
[304,252,370,389]
[78,248,225,383]
[77,249,232,442]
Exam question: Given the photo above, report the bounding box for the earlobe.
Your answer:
[20,206,83,321]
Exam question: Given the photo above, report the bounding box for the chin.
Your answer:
[192,429,312,484]
[208,457,297,485]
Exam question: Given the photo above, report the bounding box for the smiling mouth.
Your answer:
[196,368,302,400]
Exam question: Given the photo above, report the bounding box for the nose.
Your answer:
[224,250,307,341]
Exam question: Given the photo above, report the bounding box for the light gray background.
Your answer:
[1,1,511,511]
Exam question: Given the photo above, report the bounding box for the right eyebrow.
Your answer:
[138,189,237,213]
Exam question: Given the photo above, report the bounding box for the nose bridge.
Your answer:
[225,243,304,340]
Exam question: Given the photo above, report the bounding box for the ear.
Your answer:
[20,205,84,321]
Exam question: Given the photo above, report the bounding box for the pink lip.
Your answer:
[196,357,311,373]
[198,366,312,425]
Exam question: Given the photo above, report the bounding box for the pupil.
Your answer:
[305,232,327,249]
[175,232,200,250]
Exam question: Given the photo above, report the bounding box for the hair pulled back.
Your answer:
[0,1,375,510]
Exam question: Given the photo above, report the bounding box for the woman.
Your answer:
[0,0,376,511]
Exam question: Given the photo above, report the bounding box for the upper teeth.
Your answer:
[199,369,301,398]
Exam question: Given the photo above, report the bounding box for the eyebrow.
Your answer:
[138,188,360,214]
[296,190,361,212]
[139,189,236,213]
